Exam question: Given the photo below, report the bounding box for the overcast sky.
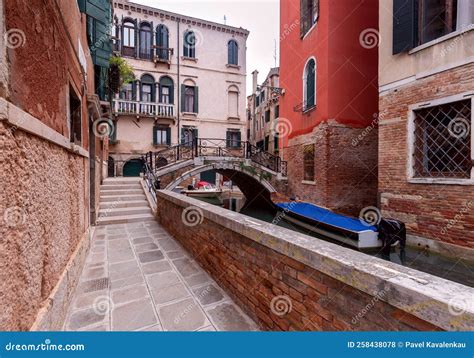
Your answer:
[131,0,280,94]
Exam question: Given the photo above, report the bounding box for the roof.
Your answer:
[114,0,250,37]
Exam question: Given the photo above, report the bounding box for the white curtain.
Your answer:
[457,0,474,31]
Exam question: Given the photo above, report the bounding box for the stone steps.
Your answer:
[97,177,154,225]
[96,213,155,225]
[97,206,151,218]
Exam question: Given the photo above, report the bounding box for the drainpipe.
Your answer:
[176,19,181,146]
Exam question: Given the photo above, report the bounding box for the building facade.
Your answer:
[110,0,248,177]
[247,68,281,155]
[279,0,379,215]
[378,0,474,250]
[0,0,111,330]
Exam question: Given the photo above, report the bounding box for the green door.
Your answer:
[123,159,143,177]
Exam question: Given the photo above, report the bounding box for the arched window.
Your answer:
[122,19,135,56]
[140,74,155,103]
[227,85,239,118]
[159,76,174,104]
[156,24,169,60]
[228,40,238,65]
[183,30,196,58]
[303,58,316,109]
[139,22,152,59]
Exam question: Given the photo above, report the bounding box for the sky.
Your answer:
[130,0,280,95]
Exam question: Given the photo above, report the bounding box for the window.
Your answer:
[159,76,174,104]
[156,24,169,60]
[226,130,241,148]
[181,127,197,146]
[228,86,239,118]
[183,31,196,58]
[264,136,269,151]
[69,85,82,144]
[300,0,319,37]
[303,58,316,110]
[411,98,472,180]
[228,39,238,65]
[265,109,270,122]
[275,105,280,119]
[274,135,279,152]
[182,85,198,113]
[153,126,171,146]
[120,82,134,100]
[122,20,135,56]
[303,144,315,181]
[140,74,155,103]
[393,0,474,54]
[139,23,152,59]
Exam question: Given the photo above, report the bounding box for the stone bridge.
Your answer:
[142,138,288,209]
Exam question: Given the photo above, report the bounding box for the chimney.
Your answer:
[251,70,259,94]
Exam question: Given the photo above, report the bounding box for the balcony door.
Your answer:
[156,25,169,60]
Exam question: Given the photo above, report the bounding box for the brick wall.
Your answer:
[284,122,378,216]
[156,193,444,331]
[379,64,474,248]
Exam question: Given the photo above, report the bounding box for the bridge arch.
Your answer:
[165,162,276,209]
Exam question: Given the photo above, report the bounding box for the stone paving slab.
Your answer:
[63,221,258,331]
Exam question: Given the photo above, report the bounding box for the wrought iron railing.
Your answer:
[141,138,288,200]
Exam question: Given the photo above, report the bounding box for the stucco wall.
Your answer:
[0,122,87,330]
[379,0,474,87]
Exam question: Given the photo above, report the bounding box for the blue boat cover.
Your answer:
[276,202,377,233]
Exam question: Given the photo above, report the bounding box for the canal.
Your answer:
[194,195,474,288]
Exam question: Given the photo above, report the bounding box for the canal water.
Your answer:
[195,196,474,288]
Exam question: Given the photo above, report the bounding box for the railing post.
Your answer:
[194,137,198,158]
[148,151,153,169]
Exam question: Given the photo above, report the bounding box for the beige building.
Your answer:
[247,68,280,155]
[110,0,249,177]
[378,0,474,252]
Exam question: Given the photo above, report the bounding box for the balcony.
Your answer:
[113,99,175,118]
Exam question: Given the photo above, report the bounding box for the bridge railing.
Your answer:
[142,138,288,190]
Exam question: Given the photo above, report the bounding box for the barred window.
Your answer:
[303,144,315,181]
[412,99,472,179]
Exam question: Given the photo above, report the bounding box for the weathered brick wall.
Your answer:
[379,64,474,248]
[156,194,441,331]
[285,123,378,216]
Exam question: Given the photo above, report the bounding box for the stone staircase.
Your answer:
[97,177,155,225]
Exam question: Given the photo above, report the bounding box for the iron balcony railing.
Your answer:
[113,99,175,117]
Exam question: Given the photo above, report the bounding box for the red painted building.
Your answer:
[279,0,379,215]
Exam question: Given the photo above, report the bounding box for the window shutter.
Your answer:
[180,84,185,112]
[226,131,231,147]
[151,83,156,103]
[169,84,174,104]
[392,0,416,54]
[166,127,171,146]
[236,131,241,144]
[181,128,185,144]
[193,128,198,142]
[132,81,137,100]
[193,86,199,113]
[153,126,158,145]
[228,42,232,64]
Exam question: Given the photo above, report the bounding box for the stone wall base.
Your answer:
[30,228,92,331]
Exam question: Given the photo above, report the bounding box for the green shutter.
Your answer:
[166,127,171,146]
[180,84,185,112]
[153,126,158,145]
[193,128,198,142]
[181,128,185,144]
[226,131,231,148]
[194,86,199,113]
[236,131,241,144]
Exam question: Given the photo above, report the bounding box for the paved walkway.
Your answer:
[63,220,258,331]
